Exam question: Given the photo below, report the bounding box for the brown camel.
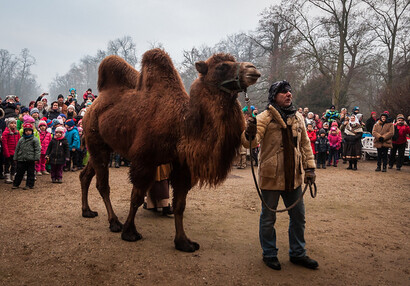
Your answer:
[80,48,260,252]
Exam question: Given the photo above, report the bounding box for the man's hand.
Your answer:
[245,117,257,139]
[304,168,316,184]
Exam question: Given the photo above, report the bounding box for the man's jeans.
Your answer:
[259,186,306,258]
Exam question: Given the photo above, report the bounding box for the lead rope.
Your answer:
[244,92,317,213]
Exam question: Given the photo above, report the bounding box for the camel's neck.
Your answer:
[181,84,245,186]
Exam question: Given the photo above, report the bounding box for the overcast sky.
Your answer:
[1,0,279,91]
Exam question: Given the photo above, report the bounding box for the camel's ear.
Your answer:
[195,61,208,75]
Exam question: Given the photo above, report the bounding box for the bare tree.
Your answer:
[363,0,410,88]
[107,36,138,66]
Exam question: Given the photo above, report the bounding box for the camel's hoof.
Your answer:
[175,239,200,252]
[121,229,142,242]
[82,209,98,218]
[109,219,123,233]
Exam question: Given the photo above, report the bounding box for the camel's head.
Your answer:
[195,54,260,94]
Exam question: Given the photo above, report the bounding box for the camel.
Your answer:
[80,48,260,252]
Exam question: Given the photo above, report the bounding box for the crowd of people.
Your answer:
[237,104,410,172]
[0,88,97,189]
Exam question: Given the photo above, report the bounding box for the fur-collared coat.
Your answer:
[372,120,394,148]
[242,105,316,191]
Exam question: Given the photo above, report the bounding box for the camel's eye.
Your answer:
[216,63,229,71]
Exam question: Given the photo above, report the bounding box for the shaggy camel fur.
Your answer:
[80,49,260,252]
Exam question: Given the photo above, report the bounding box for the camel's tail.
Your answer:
[98,55,140,92]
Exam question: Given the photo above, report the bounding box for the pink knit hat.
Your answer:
[23,115,35,123]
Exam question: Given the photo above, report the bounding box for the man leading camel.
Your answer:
[242,80,318,270]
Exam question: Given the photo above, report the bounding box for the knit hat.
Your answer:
[353,106,360,111]
[59,113,67,119]
[57,94,64,99]
[38,120,47,127]
[46,119,53,127]
[23,115,35,123]
[52,119,61,126]
[371,111,376,115]
[67,105,75,111]
[319,128,326,135]
[383,110,389,115]
[30,108,39,115]
[65,119,75,127]
[55,126,66,133]
[22,123,33,130]
[331,121,338,127]
[5,117,16,127]
[330,105,335,109]
[380,112,389,119]
[20,107,29,114]
[323,122,329,127]
[396,114,405,120]
[268,80,291,103]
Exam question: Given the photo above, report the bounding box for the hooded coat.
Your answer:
[242,105,315,191]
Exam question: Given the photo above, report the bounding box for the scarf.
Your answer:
[271,103,297,191]
[345,123,363,136]
[23,133,33,138]
[270,102,297,123]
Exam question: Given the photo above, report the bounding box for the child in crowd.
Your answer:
[35,120,52,176]
[77,126,85,170]
[17,107,29,130]
[12,123,41,189]
[322,122,330,135]
[306,123,317,158]
[327,126,341,167]
[45,126,70,183]
[315,129,329,169]
[2,118,20,183]
[19,115,40,142]
[64,119,80,171]
[30,108,40,129]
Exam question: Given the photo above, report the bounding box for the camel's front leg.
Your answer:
[173,187,199,252]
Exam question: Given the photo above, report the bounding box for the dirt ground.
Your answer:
[0,160,409,286]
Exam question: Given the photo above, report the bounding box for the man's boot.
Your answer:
[353,161,357,170]
[5,173,12,184]
[382,165,387,172]
[347,161,353,170]
[375,165,381,171]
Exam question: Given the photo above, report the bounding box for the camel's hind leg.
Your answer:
[90,151,123,233]
[170,164,199,252]
[80,162,98,218]
[121,163,155,242]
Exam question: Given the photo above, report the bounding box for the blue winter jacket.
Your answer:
[65,127,80,150]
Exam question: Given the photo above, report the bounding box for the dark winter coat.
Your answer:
[13,135,41,161]
[45,137,70,165]
[315,136,329,153]
[47,109,60,120]
[2,102,17,119]
[365,117,377,134]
